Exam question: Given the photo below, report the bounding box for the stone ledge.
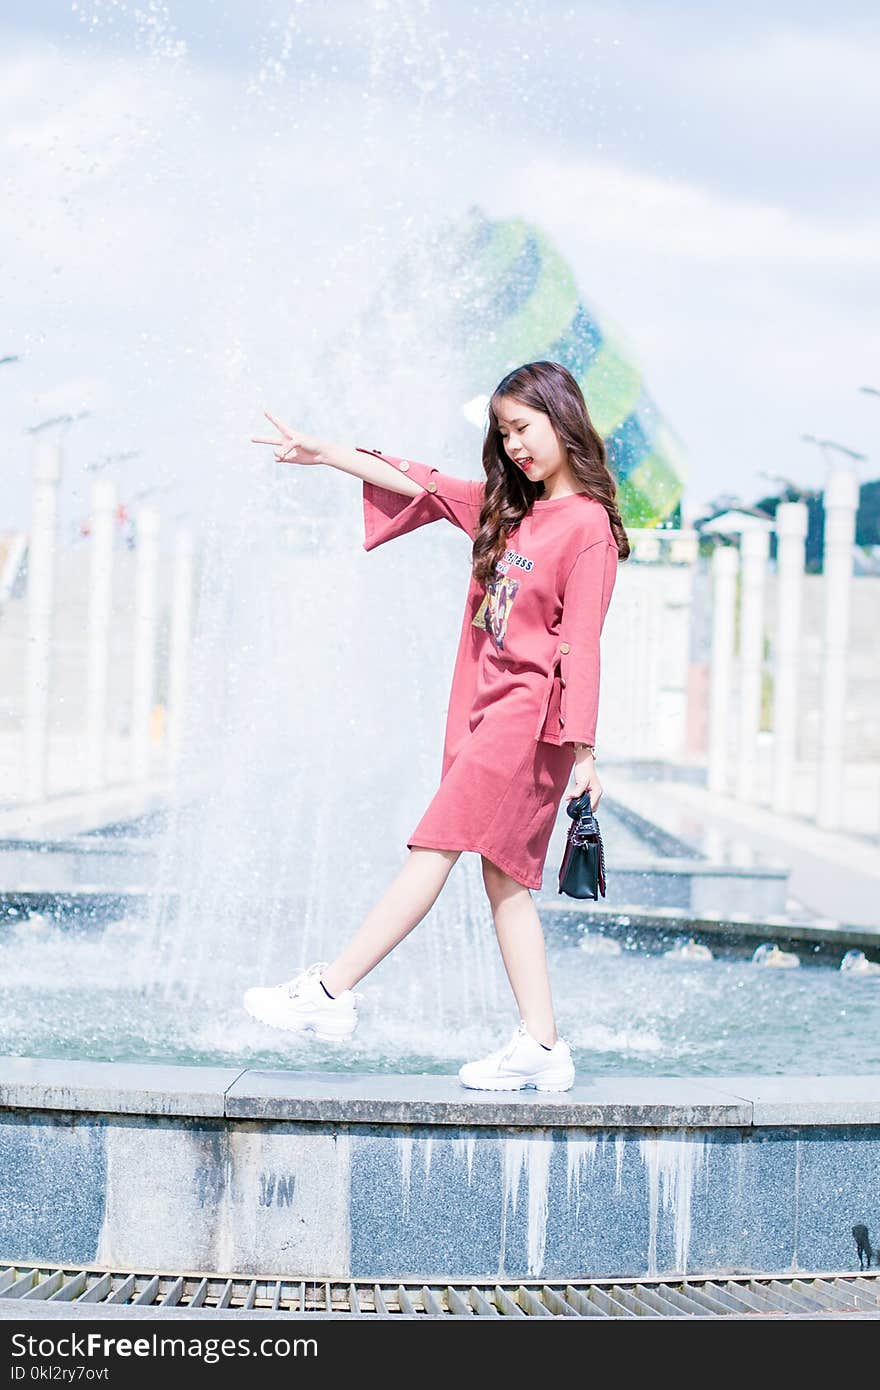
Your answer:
[224,1069,752,1126]
[3,1056,880,1127]
[0,1056,246,1118]
[701,1074,880,1126]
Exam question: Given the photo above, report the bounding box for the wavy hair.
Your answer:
[471,360,630,587]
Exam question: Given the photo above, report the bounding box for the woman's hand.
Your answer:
[566,750,602,809]
[251,409,326,465]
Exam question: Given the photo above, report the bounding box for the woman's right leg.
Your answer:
[320,847,461,996]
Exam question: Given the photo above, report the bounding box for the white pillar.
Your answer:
[85,478,116,791]
[657,563,693,760]
[669,530,699,566]
[130,506,160,781]
[630,570,662,759]
[23,436,62,803]
[771,502,808,815]
[630,530,661,564]
[707,544,739,795]
[166,527,194,774]
[736,525,771,803]
[817,468,859,830]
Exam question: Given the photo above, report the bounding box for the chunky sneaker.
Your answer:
[243,960,360,1042]
[458,1020,575,1092]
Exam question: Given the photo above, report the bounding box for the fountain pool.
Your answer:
[3,877,880,1077]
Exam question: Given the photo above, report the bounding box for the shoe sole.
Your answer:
[458,1073,575,1092]
[243,998,358,1042]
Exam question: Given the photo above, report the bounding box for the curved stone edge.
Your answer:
[3,1055,880,1126]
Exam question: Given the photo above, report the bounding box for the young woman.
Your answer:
[245,360,629,1092]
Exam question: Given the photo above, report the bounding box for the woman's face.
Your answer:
[495,396,566,488]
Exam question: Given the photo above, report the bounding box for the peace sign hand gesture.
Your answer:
[251,409,327,465]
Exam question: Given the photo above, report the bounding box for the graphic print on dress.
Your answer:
[471,546,534,652]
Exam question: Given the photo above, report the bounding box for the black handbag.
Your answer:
[558,790,607,899]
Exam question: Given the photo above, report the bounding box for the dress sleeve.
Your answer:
[357,447,485,551]
[535,539,618,748]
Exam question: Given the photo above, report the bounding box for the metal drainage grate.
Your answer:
[3,1262,880,1317]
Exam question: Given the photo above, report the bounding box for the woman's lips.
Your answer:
[516,457,533,470]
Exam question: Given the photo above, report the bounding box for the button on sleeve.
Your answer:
[357,447,485,550]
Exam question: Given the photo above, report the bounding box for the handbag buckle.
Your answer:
[571,827,598,847]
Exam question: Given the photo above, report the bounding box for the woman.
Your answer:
[245,360,629,1091]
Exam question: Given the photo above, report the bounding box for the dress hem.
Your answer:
[405,836,545,892]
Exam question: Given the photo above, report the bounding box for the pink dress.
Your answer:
[358,446,619,890]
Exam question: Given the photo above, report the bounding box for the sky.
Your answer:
[2,0,879,537]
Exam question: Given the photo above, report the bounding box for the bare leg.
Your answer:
[481,857,558,1047]
[320,847,461,995]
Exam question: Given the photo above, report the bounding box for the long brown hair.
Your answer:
[472,360,630,587]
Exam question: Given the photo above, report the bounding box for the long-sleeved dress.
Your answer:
[358,446,619,890]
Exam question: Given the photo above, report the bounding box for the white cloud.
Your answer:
[485,150,879,509]
[504,156,879,271]
[0,14,876,528]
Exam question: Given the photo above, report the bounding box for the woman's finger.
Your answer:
[251,435,284,445]
[264,408,296,437]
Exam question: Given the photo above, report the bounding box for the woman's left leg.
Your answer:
[481,856,557,1048]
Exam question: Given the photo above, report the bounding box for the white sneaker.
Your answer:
[243,961,360,1042]
[458,1020,575,1092]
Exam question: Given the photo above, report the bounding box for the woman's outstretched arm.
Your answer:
[323,441,426,499]
[251,409,423,499]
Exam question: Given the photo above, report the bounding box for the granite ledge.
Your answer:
[699,1074,880,1127]
[0,1056,246,1118]
[224,1070,752,1127]
[3,1057,880,1129]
